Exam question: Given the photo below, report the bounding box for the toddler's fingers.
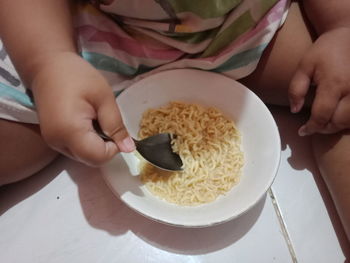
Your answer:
[288,69,311,113]
[320,95,350,134]
[68,129,119,166]
[298,82,340,136]
[96,94,135,153]
[43,118,119,166]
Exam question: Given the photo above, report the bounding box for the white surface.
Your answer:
[0,108,349,263]
[0,157,291,263]
[104,69,281,227]
[270,107,350,263]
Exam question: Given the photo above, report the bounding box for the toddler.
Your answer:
[0,0,349,241]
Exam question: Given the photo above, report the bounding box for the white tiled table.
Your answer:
[1,107,349,263]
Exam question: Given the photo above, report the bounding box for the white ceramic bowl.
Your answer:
[101,69,281,227]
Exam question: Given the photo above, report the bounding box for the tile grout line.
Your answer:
[268,188,298,263]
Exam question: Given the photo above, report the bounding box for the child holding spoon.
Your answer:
[0,0,350,241]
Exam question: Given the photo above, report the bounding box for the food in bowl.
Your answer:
[102,69,280,227]
[138,101,244,206]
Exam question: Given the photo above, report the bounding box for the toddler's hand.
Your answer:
[31,52,135,166]
[288,27,350,136]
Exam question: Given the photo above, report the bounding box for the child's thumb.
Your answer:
[96,98,135,153]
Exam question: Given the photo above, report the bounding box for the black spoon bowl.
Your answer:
[93,120,183,171]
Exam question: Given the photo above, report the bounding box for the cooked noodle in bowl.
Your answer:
[139,102,244,206]
[101,69,281,227]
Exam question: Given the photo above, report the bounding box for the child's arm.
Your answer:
[289,0,350,136]
[0,0,135,166]
[0,0,76,85]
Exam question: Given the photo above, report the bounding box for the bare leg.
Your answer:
[241,1,315,105]
[312,133,350,240]
[240,2,350,241]
[0,119,58,186]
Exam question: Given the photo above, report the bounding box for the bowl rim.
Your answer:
[102,69,281,227]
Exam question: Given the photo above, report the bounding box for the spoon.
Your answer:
[92,120,183,171]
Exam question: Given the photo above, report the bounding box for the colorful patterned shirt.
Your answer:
[0,0,290,123]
